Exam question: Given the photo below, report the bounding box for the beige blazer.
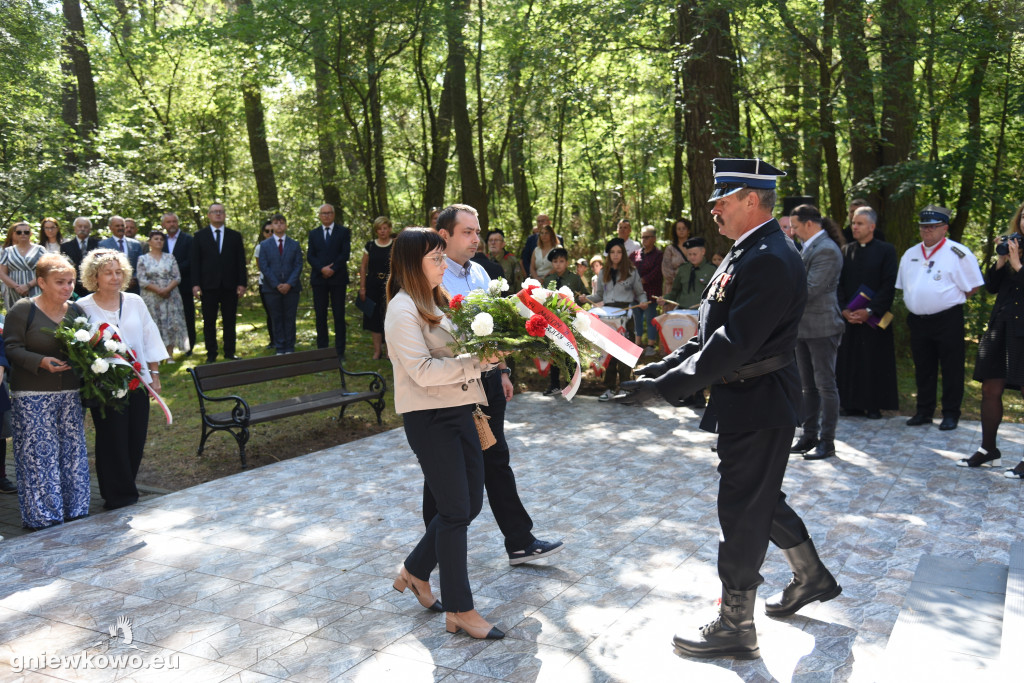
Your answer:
[385,289,488,414]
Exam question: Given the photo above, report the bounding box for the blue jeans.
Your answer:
[632,304,659,343]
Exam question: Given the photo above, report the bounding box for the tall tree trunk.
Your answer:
[677,2,741,253]
[948,53,990,242]
[237,0,278,212]
[983,47,1012,265]
[367,30,389,217]
[242,87,279,211]
[313,38,341,208]
[877,0,918,251]
[508,51,532,235]
[60,45,80,170]
[62,0,99,152]
[776,45,802,197]
[446,0,488,227]
[819,0,844,221]
[669,64,686,219]
[836,0,881,210]
[800,58,821,199]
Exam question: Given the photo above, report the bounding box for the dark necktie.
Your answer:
[118,238,125,254]
[278,238,283,255]
[325,226,331,241]
[215,229,222,253]
[556,276,562,289]
[688,265,698,292]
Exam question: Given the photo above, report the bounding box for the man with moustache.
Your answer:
[617,159,841,660]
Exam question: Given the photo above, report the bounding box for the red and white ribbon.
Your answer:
[94,323,172,424]
[515,289,584,400]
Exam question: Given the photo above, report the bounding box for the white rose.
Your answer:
[117,342,128,354]
[104,339,119,352]
[73,329,92,343]
[522,278,541,289]
[470,312,494,336]
[114,389,127,399]
[74,317,89,325]
[558,286,573,299]
[102,328,114,340]
[531,288,551,304]
[90,358,109,374]
[573,310,592,333]
[487,278,506,296]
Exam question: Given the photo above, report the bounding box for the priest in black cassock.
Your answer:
[835,206,900,418]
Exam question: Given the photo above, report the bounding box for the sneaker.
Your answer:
[598,390,615,402]
[509,539,565,566]
[644,346,657,357]
[0,477,16,494]
[543,387,562,397]
[1004,461,1024,479]
[958,447,1001,468]
[613,390,629,400]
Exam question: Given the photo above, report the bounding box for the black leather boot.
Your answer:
[672,587,760,660]
[790,433,819,454]
[765,538,842,617]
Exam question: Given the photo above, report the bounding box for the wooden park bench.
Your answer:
[187,348,387,468]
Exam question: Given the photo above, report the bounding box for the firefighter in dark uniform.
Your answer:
[616,158,842,660]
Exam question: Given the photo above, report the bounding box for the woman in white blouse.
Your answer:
[77,248,168,509]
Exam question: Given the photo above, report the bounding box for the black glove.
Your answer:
[613,378,663,405]
[634,362,667,379]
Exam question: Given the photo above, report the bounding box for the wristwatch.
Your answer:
[499,368,512,376]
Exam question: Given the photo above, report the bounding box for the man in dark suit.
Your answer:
[306,204,350,356]
[258,213,303,354]
[617,159,841,660]
[61,216,101,298]
[191,203,247,362]
[160,212,196,353]
[98,215,144,294]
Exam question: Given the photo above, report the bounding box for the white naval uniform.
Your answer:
[896,238,984,314]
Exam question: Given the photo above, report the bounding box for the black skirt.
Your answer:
[973,318,1024,388]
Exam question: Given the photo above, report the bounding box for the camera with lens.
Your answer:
[996,232,1023,256]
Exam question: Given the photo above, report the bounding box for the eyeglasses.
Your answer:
[14,230,30,235]
[424,254,446,267]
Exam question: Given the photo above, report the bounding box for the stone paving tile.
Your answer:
[1,394,1023,681]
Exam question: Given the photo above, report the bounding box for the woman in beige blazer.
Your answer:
[384,227,505,640]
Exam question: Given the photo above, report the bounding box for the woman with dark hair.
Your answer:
[359,216,394,360]
[581,237,648,400]
[384,227,506,640]
[137,230,189,360]
[39,217,63,253]
[253,220,275,349]
[662,218,692,294]
[959,200,1024,476]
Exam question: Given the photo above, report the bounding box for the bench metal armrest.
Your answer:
[188,368,251,423]
[338,365,388,394]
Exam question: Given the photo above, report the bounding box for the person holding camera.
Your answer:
[896,205,984,431]
[959,200,1024,475]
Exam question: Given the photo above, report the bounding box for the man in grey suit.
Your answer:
[788,204,845,460]
[98,215,144,294]
[258,213,303,354]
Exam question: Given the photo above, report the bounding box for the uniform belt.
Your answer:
[717,353,792,384]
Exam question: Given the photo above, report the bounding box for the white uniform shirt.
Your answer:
[895,238,984,315]
[623,238,641,256]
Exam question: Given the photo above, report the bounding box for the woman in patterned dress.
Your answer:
[2,253,90,529]
[136,231,190,359]
[39,217,63,253]
[0,222,46,311]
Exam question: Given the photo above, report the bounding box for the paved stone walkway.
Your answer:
[0,393,1021,682]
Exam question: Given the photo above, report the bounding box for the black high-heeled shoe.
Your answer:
[392,567,443,612]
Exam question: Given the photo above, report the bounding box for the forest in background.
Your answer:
[2,0,1023,261]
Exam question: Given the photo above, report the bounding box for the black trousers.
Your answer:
[200,287,238,359]
[716,426,810,591]
[259,289,275,344]
[313,284,347,355]
[403,405,484,613]
[91,389,149,509]
[422,371,536,554]
[907,304,965,417]
[178,283,196,350]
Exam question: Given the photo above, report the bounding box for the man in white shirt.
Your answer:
[434,203,564,567]
[617,218,641,256]
[896,205,985,430]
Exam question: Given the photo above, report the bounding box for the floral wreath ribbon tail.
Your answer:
[110,355,174,425]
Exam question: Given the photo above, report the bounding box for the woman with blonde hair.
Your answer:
[78,248,167,509]
[384,227,505,640]
[529,224,559,281]
[0,221,45,310]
